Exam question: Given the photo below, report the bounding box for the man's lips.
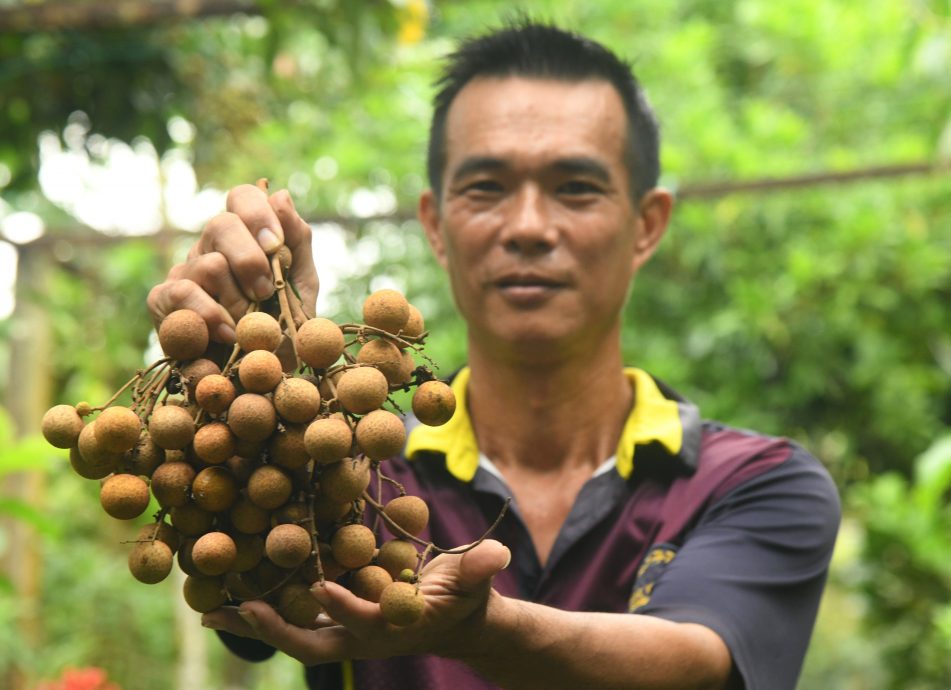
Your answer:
[490,272,569,304]
[493,272,567,289]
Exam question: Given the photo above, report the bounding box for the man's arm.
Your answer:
[201,539,733,690]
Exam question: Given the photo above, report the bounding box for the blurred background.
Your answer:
[0,0,949,688]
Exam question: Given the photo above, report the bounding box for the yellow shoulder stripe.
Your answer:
[405,367,683,481]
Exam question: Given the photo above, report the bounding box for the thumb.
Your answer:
[456,540,511,593]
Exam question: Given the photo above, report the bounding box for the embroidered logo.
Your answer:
[628,543,678,612]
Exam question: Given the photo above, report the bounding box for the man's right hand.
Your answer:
[147,184,318,344]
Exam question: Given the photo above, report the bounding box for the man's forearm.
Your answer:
[448,592,733,690]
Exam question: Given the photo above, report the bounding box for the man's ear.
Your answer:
[418,189,448,270]
[632,188,674,272]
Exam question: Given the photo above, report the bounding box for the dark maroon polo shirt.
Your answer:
[220,368,840,690]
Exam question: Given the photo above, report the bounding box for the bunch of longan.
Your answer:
[42,259,462,629]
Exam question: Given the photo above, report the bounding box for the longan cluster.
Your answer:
[42,268,462,629]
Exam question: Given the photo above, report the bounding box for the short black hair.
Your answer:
[427,20,660,202]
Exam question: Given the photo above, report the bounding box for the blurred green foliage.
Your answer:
[0,0,949,688]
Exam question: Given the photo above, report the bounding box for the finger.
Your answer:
[168,252,253,325]
[195,212,275,303]
[270,190,318,315]
[227,184,285,254]
[309,581,384,637]
[202,605,257,638]
[456,540,512,593]
[147,278,237,344]
[236,600,356,665]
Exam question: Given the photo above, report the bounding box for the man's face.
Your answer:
[420,77,668,361]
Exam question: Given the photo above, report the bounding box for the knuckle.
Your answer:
[205,211,242,236]
[165,278,199,306]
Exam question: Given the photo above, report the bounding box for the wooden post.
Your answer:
[1,243,53,690]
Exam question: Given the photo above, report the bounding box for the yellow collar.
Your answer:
[405,366,687,481]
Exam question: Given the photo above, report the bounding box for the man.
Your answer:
[148,21,840,690]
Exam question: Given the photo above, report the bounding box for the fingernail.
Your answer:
[309,584,329,603]
[200,614,212,628]
[257,227,282,253]
[253,276,275,300]
[238,609,260,634]
[502,549,512,570]
[216,323,236,343]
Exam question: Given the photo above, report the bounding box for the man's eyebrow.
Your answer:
[450,156,509,183]
[449,155,613,184]
[552,157,612,183]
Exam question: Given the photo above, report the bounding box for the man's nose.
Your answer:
[500,185,557,255]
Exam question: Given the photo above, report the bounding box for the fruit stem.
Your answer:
[307,495,326,585]
[92,369,148,411]
[138,369,172,421]
[271,254,301,366]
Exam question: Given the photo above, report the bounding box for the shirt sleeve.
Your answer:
[216,629,277,662]
[635,445,841,690]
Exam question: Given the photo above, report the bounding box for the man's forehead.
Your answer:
[442,76,629,174]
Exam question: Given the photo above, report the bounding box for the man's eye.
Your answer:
[558,180,602,196]
[465,180,504,194]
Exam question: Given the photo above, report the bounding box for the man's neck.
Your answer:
[465,338,633,475]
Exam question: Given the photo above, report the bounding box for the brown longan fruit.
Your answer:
[356,339,406,385]
[159,309,209,361]
[236,311,282,352]
[383,495,429,537]
[379,581,425,626]
[277,582,322,629]
[363,289,410,334]
[150,461,196,508]
[247,464,292,510]
[41,404,85,449]
[402,304,424,339]
[195,374,236,415]
[412,380,456,427]
[191,422,235,465]
[179,358,220,399]
[318,456,371,503]
[170,502,215,537]
[227,394,277,443]
[177,539,202,577]
[299,544,348,584]
[376,539,419,579]
[95,406,141,453]
[304,417,353,464]
[128,540,174,584]
[70,425,120,480]
[100,474,150,520]
[183,575,227,613]
[192,466,239,513]
[126,435,165,477]
[330,523,375,570]
[273,378,321,424]
[355,409,406,461]
[76,421,123,473]
[271,501,309,526]
[350,565,392,603]
[69,446,113,480]
[296,318,345,369]
[135,521,180,553]
[192,531,237,576]
[226,454,257,483]
[313,496,355,525]
[335,367,389,414]
[238,350,284,394]
[229,495,271,534]
[268,425,310,470]
[231,533,265,573]
[148,404,196,450]
[266,523,313,568]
